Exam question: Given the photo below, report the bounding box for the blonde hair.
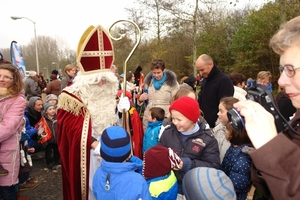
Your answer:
[257,71,272,81]
[64,64,76,75]
[170,87,196,104]
[270,16,300,55]
[180,76,189,84]
[170,88,205,117]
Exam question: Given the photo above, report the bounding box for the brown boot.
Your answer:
[17,189,29,200]
[0,164,8,176]
[19,181,39,191]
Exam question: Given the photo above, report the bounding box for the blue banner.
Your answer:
[10,41,26,79]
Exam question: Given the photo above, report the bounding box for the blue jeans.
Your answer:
[0,184,18,200]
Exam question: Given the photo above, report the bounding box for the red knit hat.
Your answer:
[169,96,200,123]
[143,145,181,178]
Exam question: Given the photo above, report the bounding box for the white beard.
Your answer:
[69,71,118,137]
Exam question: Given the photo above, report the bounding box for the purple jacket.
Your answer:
[0,93,26,186]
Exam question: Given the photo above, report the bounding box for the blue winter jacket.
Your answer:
[93,159,152,200]
[23,111,37,147]
[222,144,252,200]
[143,120,163,154]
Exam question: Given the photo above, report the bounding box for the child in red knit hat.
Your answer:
[158,96,220,197]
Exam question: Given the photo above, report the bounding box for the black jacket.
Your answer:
[158,121,220,183]
[198,65,234,127]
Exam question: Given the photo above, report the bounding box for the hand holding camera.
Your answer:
[228,83,294,149]
[233,100,277,149]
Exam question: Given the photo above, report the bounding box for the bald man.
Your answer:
[196,54,234,128]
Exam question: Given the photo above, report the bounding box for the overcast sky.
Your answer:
[1,0,268,51]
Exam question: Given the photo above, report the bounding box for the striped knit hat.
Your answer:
[100,126,131,162]
[183,167,236,200]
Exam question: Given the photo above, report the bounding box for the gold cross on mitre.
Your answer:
[76,25,114,74]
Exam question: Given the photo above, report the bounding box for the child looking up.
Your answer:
[158,96,220,195]
[143,107,165,154]
[132,145,182,200]
[142,145,182,200]
[213,97,239,163]
[93,126,151,200]
[222,122,253,200]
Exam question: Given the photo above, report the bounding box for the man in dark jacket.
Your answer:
[196,54,234,128]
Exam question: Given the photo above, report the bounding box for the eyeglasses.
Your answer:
[0,75,13,81]
[257,80,270,86]
[278,64,300,77]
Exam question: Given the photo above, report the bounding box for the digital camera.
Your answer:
[227,82,286,132]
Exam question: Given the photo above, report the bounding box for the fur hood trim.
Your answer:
[144,69,178,89]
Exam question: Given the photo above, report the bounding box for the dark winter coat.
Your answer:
[43,114,57,144]
[158,121,220,184]
[26,96,42,127]
[198,65,234,127]
[222,144,252,200]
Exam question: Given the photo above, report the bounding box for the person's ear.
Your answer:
[237,82,242,88]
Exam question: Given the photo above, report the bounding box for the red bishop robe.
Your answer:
[57,90,92,200]
[129,107,144,159]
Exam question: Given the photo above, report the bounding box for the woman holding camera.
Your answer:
[234,16,300,199]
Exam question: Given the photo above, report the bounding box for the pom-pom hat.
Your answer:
[143,145,181,178]
[169,96,200,123]
[100,126,131,162]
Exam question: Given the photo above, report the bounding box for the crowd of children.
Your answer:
[22,75,256,200]
[2,63,265,200]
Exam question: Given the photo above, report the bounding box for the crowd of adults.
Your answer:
[1,15,300,200]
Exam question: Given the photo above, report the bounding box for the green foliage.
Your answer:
[197,9,247,73]
[230,2,281,78]
[229,0,300,89]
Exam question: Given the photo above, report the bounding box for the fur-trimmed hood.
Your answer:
[144,69,178,89]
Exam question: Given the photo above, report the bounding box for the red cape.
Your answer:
[129,107,144,159]
[57,91,92,200]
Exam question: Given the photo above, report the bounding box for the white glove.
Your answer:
[117,95,130,112]
[93,142,101,156]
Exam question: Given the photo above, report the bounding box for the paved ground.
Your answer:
[20,151,63,200]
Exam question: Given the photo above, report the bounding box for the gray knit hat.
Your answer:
[183,167,236,200]
[46,94,58,102]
